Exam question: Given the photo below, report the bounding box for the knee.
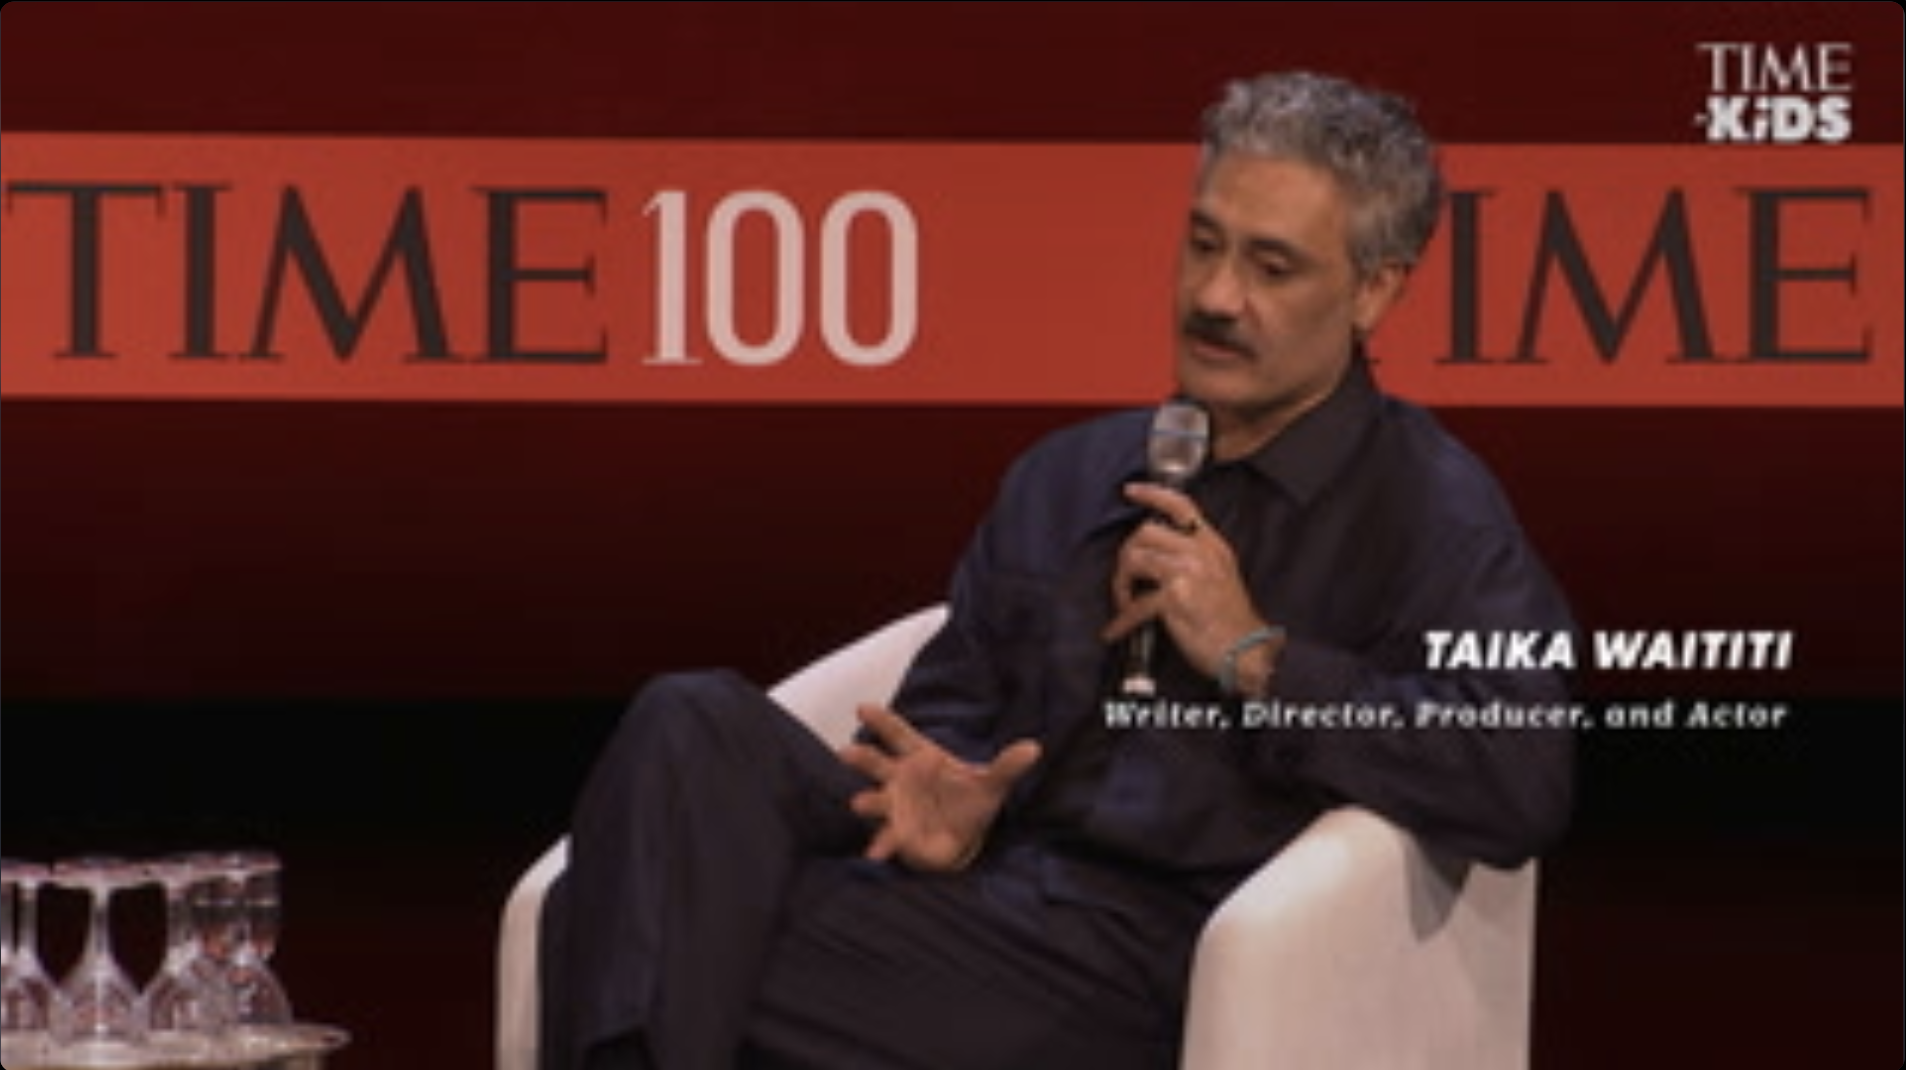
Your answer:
[630,668,746,713]
[578,670,757,811]
[615,669,764,755]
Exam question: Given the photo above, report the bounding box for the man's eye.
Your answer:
[1255,260,1294,280]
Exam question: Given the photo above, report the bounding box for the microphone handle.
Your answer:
[1118,559,1167,698]
[1119,619,1161,698]
[1118,494,1192,697]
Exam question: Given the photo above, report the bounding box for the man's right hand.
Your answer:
[837,704,1041,873]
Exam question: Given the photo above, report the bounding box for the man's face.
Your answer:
[1173,152,1405,453]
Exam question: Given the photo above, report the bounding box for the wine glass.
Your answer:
[235,851,281,977]
[2,863,12,974]
[47,856,150,1059]
[1,860,58,1063]
[141,855,235,1059]
[197,853,292,1033]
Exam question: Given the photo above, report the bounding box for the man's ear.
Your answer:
[1352,261,1411,338]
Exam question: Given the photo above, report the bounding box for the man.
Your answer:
[545,70,1576,1070]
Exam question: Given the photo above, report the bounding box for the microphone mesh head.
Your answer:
[1148,397,1210,487]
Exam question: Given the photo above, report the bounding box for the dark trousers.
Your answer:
[541,670,1197,1070]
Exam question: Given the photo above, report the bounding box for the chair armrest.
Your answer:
[1180,807,1538,1070]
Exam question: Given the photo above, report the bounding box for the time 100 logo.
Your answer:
[642,189,919,368]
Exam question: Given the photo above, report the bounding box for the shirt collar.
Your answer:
[1218,352,1382,506]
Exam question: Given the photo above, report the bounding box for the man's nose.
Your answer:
[1188,258,1247,318]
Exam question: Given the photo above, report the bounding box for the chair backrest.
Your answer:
[767,604,949,745]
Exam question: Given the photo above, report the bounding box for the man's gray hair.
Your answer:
[1201,71,1444,278]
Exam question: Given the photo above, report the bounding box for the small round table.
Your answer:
[0,1024,348,1070]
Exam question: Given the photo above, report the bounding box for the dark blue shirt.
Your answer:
[892,358,1576,904]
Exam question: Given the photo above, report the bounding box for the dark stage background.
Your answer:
[4,4,1899,1069]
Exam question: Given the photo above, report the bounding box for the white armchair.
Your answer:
[496,605,1539,1070]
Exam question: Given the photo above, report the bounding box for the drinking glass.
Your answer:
[2,860,59,1070]
[0,860,58,1034]
[141,855,235,1057]
[197,852,292,1031]
[236,851,281,974]
[3,863,12,974]
[47,855,150,1057]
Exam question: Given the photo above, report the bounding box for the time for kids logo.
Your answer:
[1696,41,1854,144]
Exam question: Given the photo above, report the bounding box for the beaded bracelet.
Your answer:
[1219,624,1286,697]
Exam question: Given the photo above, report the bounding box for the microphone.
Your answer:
[1118,396,1212,698]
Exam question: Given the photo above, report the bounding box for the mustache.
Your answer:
[1181,311,1250,356]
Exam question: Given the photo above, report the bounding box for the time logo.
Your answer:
[1696,42,1854,145]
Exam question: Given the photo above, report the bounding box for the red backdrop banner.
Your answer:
[3,135,1899,407]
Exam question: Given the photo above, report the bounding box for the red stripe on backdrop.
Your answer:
[4,136,1899,406]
